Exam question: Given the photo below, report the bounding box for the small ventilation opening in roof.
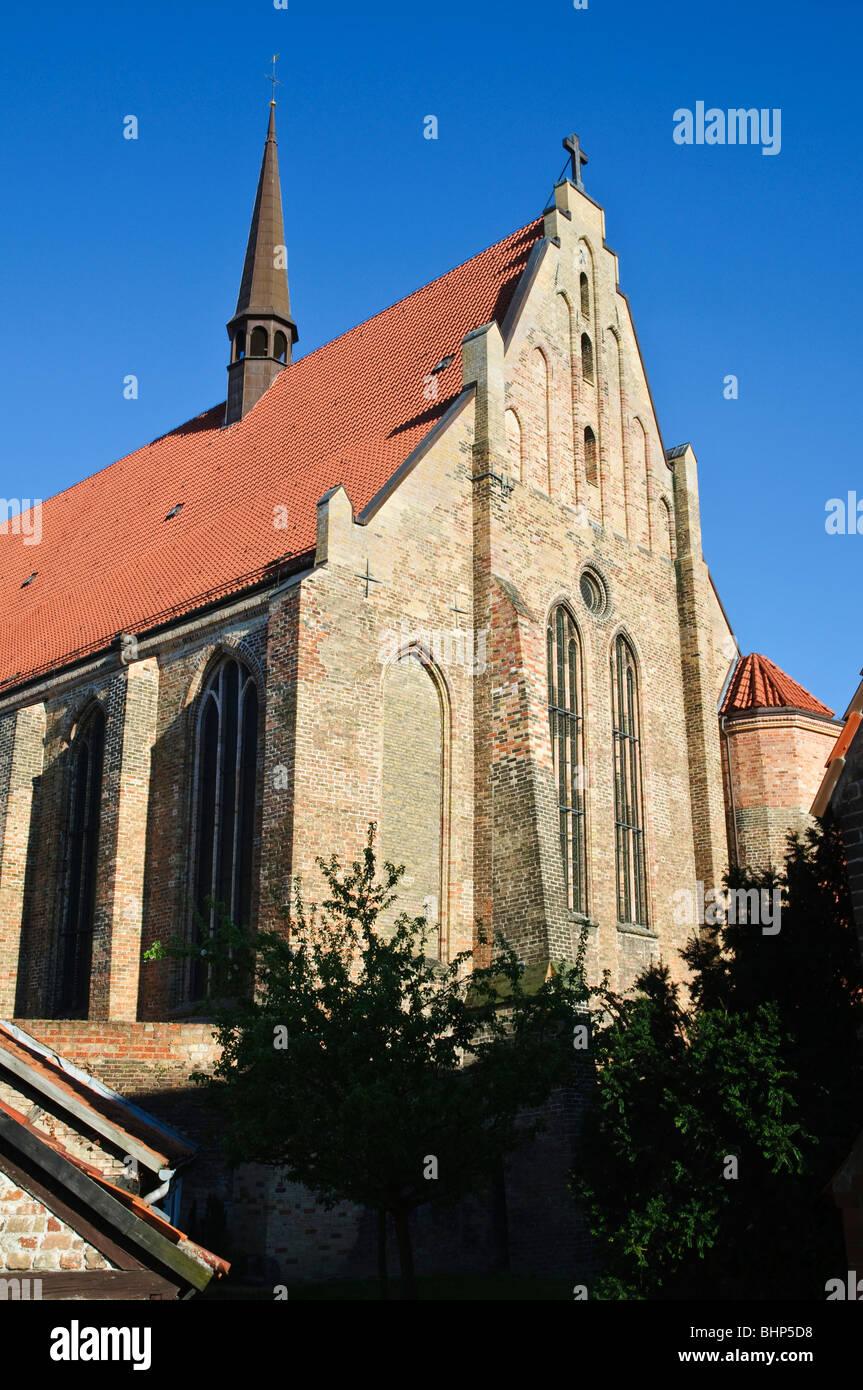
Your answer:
[430,354,455,375]
[164,503,184,521]
[21,572,38,588]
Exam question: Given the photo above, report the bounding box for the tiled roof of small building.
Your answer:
[0,219,543,693]
[0,1019,194,1168]
[0,1095,229,1281]
[721,652,835,718]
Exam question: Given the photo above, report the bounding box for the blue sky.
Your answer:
[1,0,860,712]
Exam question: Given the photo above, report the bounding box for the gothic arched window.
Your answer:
[381,650,445,956]
[234,330,246,361]
[250,326,268,357]
[505,407,522,481]
[611,635,648,926]
[547,607,587,914]
[189,657,259,998]
[57,706,105,1017]
[580,271,590,319]
[584,426,598,487]
[274,331,288,364]
[581,332,594,384]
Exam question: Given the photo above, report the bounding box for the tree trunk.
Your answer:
[377,1207,389,1300]
[392,1205,417,1299]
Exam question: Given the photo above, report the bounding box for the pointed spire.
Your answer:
[234,104,297,333]
[225,102,298,425]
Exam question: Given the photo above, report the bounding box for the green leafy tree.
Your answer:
[150,826,589,1298]
[575,817,862,1299]
[575,965,804,1298]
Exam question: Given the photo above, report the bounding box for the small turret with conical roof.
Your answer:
[225,101,298,425]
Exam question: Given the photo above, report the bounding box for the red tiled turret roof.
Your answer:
[721,652,835,718]
[0,219,543,693]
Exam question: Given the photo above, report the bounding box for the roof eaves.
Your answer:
[0,1102,226,1289]
[0,1019,195,1161]
[0,1024,183,1174]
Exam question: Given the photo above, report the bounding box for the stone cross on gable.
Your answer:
[563,133,588,191]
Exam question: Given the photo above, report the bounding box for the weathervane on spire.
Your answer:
[266,53,283,106]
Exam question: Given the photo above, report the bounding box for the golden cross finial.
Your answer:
[266,54,283,105]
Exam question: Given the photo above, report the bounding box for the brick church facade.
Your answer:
[0,110,840,1282]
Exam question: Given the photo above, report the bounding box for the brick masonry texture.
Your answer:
[0,175,833,1282]
[0,1168,113,1274]
[722,709,841,871]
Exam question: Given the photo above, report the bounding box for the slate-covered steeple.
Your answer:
[225,102,298,425]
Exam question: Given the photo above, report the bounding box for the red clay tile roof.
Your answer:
[721,652,835,718]
[0,220,543,693]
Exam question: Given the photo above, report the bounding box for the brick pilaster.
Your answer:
[671,445,729,892]
[90,659,159,1020]
[0,704,45,1015]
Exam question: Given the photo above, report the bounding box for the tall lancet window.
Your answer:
[611,635,648,926]
[58,706,106,1018]
[581,333,595,384]
[580,271,590,319]
[547,607,587,913]
[189,657,259,999]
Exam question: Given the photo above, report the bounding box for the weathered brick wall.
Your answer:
[136,610,269,1018]
[722,710,840,871]
[270,181,718,999]
[2,601,269,1021]
[16,1021,220,1094]
[0,703,45,1015]
[0,1168,113,1274]
[380,652,444,931]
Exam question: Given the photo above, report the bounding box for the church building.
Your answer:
[0,105,837,1280]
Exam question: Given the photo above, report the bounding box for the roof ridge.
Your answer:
[283,217,544,371]
[17,220,542,514]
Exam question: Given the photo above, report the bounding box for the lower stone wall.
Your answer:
[15,1018,592,1287]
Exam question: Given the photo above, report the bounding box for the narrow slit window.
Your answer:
[584,426,598,486]
[581,332,594,384]
[580,271,590,319]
